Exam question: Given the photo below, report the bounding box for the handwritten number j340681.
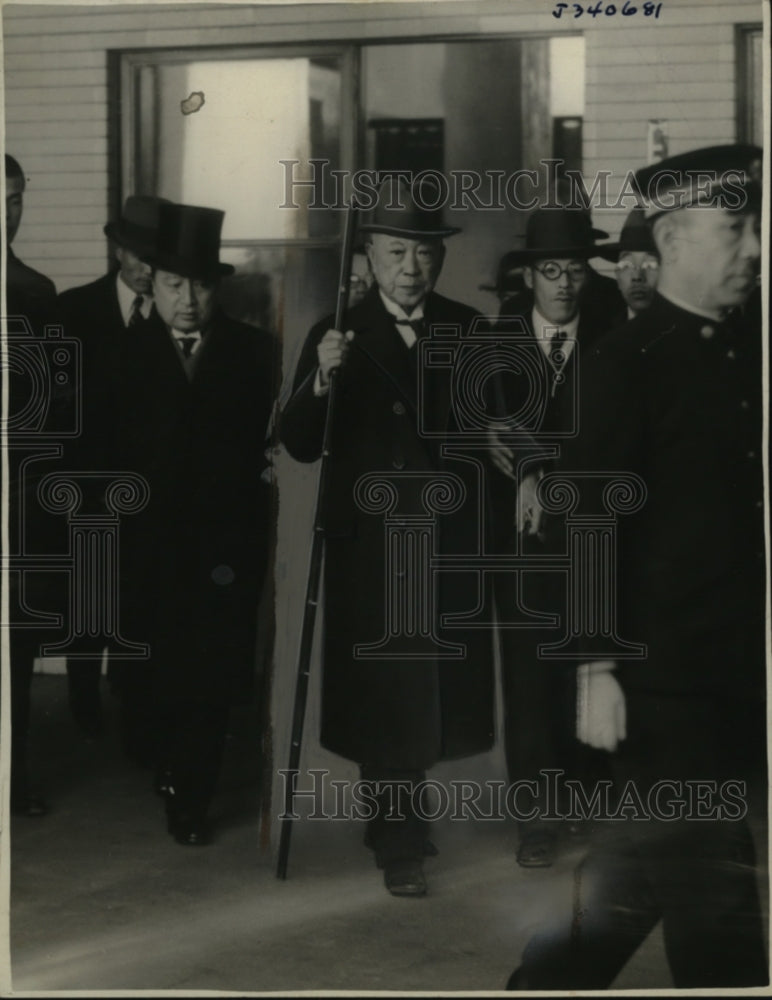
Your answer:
[552,1,663,17]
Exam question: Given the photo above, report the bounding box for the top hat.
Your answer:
[634,143,763,220]
[358,176,461,239]
[479,250,525,296]
[104,195,171,257]
[596,207,659,262]
[147,203,235,279]
[507,208,610,264]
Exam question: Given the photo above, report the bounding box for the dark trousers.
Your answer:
[498,543,612,826]
[157,699,230,818]
[518,689,768,989]
[360,765,426,866]
[9,627,40,801]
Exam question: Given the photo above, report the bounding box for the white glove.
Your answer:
[576,662,626,752]
[515,470,544,536]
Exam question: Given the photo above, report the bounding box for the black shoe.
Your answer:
[383,859,427,897]
[516,827,558,868]
[165,796,211,846]
[11,792,49,818]
[171,817,212,846]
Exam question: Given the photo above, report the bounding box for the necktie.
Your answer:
[177,335,198,359]
[128,296,144,328]
[548,329,568,371]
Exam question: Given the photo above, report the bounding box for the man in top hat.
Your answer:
[280,177,495,897]
[599,206,661,320]
[488,206,618,868]
[57,195,169,743]
[105,202,277,844]
[509,144,766,988]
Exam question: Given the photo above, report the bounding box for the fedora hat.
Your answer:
[104,195,170,257]
[507,208,610,264]
[147,203,234,279]
[358,175,461,239]
[596,207,659,262]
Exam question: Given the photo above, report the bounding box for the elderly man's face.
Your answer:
[524,258,588,326]
[5,175,24,245]
[615,251,660,315]
[153,270,216,331]
[116,246,153,297]
[366,233,444,312]
[667,207,760,313]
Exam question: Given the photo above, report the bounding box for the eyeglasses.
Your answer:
[615,259,660,274]
[532,261,588,282]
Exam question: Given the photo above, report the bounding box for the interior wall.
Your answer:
[3,0,757,296]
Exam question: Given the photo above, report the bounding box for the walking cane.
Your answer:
[277,199,359,879]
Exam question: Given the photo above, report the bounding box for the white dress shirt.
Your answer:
[530,305,580,363]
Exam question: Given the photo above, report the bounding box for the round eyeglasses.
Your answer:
[615,259,660,274]
[533,261,588,282]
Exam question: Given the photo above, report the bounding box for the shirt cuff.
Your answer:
[313,369,330,397]
[577,660,616,678]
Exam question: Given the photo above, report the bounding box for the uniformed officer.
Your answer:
[509,144,766,989]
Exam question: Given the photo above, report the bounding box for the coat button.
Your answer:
[747,450,756,460]
[700,325,714,339]
[392,401,406,416]
[726,349,736,360]
[740,400,750,410]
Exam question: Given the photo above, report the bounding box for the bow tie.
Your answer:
[395,317,426,339]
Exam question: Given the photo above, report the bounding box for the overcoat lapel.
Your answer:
[350,291,419,412]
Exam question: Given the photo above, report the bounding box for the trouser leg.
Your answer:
[161,699,230,820]
[360,764,427,866]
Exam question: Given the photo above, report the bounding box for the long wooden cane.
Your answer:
[276,200,359,879]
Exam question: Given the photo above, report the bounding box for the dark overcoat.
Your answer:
[557,292,765,699]
[105,308,277,704]
[280,287,495,769]
[57,272,127,476]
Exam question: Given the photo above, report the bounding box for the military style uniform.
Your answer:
[516,291,766,988]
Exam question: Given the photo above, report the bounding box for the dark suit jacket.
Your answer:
[4,246,58,332]
[280,287,495,768]
[106,307,278,703]
[4,248,62,626]
[57,272,127,475]
[557,292,764,696]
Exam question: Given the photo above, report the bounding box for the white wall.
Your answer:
[5,0,760,294]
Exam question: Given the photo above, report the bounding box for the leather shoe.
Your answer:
[383,860,427,897]
[171,818,211,846]
[516,827,557,868]
[165,797,211,845]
